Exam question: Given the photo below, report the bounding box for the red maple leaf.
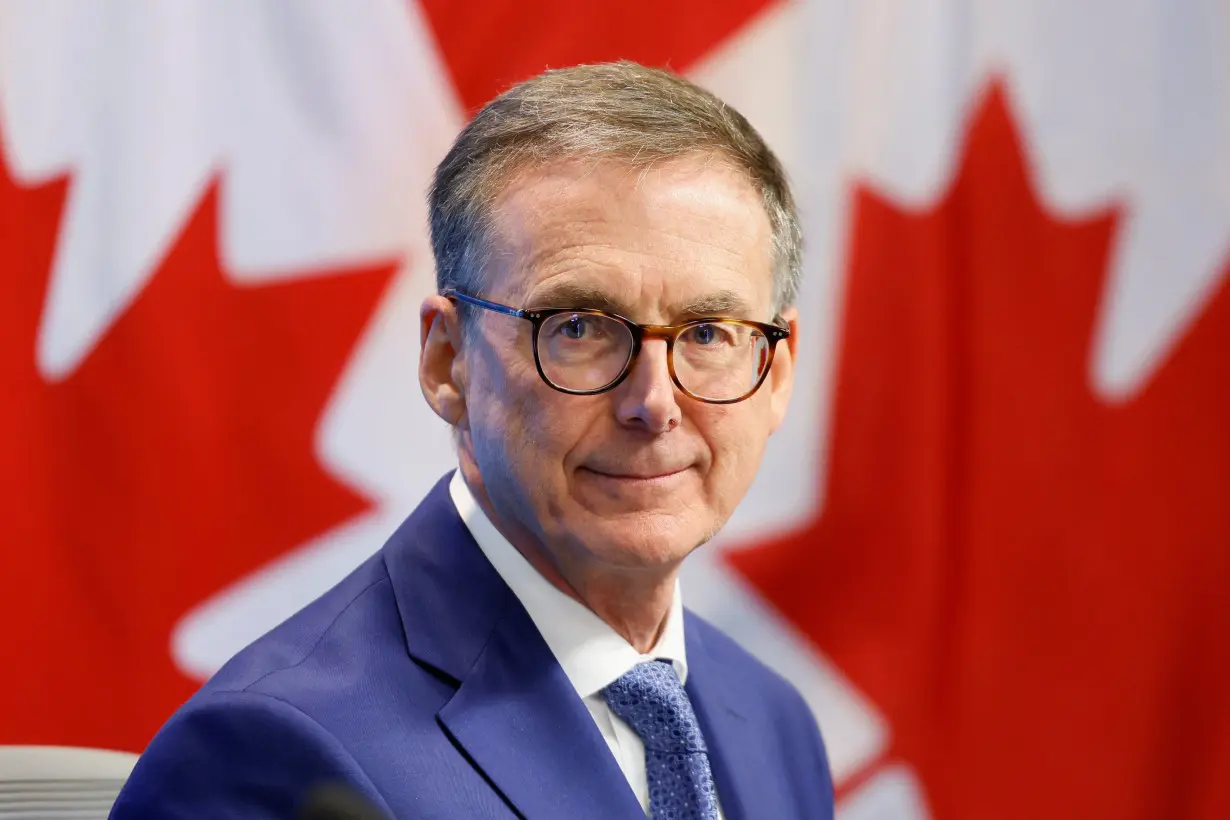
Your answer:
[0,146,395,752]
[728,84,1230,819]
[419,0,776,112]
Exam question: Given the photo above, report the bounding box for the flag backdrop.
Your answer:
[2,1,1228,818]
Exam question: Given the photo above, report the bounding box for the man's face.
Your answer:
[439,155,796,574]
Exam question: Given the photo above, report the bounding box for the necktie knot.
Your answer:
[604,660,708,755]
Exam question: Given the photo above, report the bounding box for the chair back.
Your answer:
[0,745,138,819]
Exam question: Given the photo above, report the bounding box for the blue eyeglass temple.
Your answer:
[445,290,526,318]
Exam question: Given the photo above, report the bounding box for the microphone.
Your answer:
[297,783,389,820]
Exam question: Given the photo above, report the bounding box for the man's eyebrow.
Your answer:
[528,282,630,314]
[527,283,756,319]
[677,291,755,318]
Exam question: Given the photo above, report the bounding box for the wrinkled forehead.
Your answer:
[482,155,776,320]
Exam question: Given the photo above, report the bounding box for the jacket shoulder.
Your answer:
[202,551,396,696]
[111,689,389,818]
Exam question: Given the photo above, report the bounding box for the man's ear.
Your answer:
[419,294,468,428]
[768,306,798,433]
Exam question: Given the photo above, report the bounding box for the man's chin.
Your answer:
[571,466,699,512]
[561,509,709,570]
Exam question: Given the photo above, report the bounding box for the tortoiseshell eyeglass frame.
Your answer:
[444,289,790,405]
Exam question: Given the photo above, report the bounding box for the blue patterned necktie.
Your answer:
[603,660,719,819]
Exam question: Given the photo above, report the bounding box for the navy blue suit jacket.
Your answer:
[112,475,834,818]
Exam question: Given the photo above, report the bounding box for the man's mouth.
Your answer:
[581,466,691,482]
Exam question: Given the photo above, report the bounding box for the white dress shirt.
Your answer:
[449,471,724,817]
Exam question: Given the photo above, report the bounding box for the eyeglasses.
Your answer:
[444,290,790,405]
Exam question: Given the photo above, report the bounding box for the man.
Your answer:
[112,61,834,819]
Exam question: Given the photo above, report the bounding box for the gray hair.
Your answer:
[428,61,801,322]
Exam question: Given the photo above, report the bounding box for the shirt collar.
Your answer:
[449,470,689,698]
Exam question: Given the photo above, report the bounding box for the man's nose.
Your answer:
[613,339,683,433]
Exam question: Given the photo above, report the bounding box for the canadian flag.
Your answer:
[1,2,1227,819]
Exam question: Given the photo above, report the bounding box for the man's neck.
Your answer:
[515,539,679,654]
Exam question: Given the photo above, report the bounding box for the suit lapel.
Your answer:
[438,599,644,819]
[685,620,760,820]
[382,475,643,819]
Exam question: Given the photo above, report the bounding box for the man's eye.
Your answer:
[560,315,591,339]
[688,324,724,345]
